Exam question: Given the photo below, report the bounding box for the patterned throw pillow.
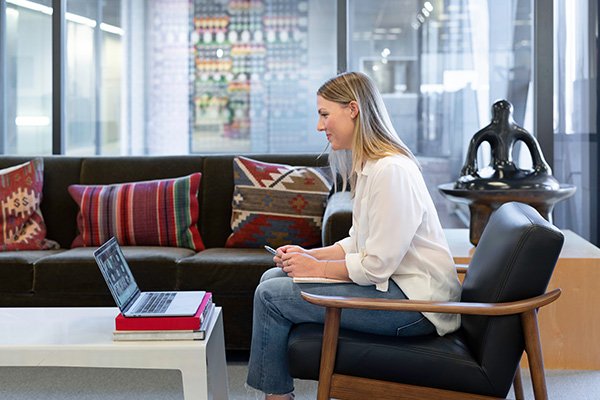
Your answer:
[225,156,333,248]
[69,174,204,251]
[0,158,59,251]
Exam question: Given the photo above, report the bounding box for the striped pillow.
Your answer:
[68,174,204,251]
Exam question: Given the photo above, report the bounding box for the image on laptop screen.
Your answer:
[95,241,138,309]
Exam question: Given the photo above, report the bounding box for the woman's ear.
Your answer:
[349,101,359,119]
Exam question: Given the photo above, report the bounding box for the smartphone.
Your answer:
[264,245,277,255]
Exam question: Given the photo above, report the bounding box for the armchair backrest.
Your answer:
[460,202,564,392]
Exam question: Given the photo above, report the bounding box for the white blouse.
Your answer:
[336,155,462,336]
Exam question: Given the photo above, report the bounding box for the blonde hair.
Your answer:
[317,71,420,192]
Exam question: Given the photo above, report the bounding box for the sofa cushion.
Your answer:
[225,156,332,248]
[177,248,274,291]
[69,174,204,251]
[0,159,60,251]
[34,246,194,294]
[0,250,63,292]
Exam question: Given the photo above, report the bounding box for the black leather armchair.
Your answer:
[287,202,564,400]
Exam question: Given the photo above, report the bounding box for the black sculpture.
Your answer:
[439,100,575,245]
[456,100,559,191]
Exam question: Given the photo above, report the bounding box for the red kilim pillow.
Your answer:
[0,158,59,251]
[69,173,204,251]
[225,156,333,248]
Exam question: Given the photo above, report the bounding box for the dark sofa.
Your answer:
[0,154,352,350]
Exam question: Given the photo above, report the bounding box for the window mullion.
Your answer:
[337,0,347,73]
[533,0,554,170]
[52,0,66,154]
[0,0,6,154]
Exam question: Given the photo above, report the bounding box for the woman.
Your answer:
[246,72,462,400]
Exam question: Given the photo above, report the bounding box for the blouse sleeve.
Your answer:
[345,162,425,291]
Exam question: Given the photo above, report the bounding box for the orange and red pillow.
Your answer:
[68,173,204,251]
[0,158,59,251]
[225,156,332,248]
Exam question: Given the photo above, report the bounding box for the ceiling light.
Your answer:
[66,12,96,28]
[100,23,124,35]
[15,116,50,127]
[7,0,52,15]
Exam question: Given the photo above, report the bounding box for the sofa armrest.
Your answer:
[322,191,353,246]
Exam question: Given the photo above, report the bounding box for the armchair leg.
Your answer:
[317,307,342,400]
[513,365,524,400]
[521,310,548,400]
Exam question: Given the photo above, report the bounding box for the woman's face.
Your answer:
[316,95,357,151]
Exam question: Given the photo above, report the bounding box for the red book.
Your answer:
[115,292,213,331]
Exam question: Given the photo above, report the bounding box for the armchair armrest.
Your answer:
[322,191,353,246]
[301,288,561,316]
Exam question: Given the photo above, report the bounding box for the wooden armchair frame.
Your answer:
[301,287,561,400]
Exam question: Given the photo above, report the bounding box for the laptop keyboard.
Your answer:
[133,292,176,314]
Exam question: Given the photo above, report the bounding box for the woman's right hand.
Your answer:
[274,245,308,267]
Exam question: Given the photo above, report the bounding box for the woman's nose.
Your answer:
[316,120,325,132]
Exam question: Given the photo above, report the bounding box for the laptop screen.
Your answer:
[94,238,139,310]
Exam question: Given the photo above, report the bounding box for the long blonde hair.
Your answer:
[317,72,420,192]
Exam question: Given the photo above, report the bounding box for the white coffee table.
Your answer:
[0,306,229,400]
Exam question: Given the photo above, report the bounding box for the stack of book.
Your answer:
[113,292,215,341]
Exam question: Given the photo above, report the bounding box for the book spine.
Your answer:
[200,303,216,330]
[200,294,213,322]
[113,330,206,341]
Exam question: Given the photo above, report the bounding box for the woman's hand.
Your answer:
[279,244,307,254]
[280,252,324,278]
[273,245,309,268]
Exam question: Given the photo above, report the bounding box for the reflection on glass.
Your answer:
[188,0,336,153]
[553,0,597,241]
[65,0,122,155]
[100,30,122,154]
[66,20,95,154]
[349,0,533,227]
[5,1,53,154]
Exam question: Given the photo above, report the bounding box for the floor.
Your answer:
[0,361,598,399]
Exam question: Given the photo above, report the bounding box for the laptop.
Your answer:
[94,237,204,317]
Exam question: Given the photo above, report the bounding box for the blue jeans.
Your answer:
[246,267,436,395]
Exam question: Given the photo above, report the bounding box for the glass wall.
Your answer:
[3,0,123,155]
[5,0,53,154]
[553,0,598,243]
[348,0,534,227]
[119,0,337,155]
[1,0,598,241]
[187,0,336,154]
[65,0,123,155]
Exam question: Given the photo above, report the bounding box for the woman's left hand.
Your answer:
[281,252,322,278]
